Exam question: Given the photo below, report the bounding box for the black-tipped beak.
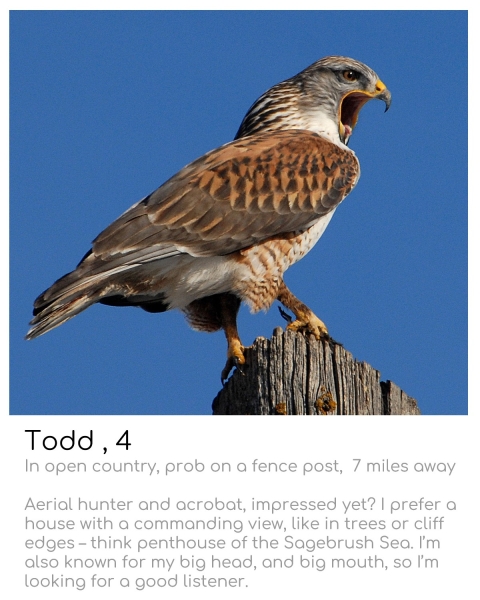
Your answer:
[374,79,391,112]
[378,88,392,112]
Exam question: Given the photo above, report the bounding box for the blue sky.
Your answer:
[10,10,467,415]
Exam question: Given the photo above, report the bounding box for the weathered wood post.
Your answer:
[213,327,420,415]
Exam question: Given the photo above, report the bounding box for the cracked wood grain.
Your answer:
[212,327,420,416]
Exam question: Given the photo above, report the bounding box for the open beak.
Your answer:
[339,79,391,144]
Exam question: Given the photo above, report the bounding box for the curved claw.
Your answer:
[278,306,293,324]
[286,314,329,340]
[221,344,246,385]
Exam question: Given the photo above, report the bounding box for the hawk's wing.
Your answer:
[28,130,360,338]
[89,130,359,268]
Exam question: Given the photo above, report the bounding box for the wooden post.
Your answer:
[212,327,420,415]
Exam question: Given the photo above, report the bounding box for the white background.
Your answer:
[2,416,476,598]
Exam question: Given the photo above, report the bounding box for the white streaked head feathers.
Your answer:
[235,55,389,148]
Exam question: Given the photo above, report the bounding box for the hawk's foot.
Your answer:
[221,340,246,384]
[276,282,328,340]
[286,311,328,340]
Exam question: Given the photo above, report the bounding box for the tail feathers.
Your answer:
[27,250,181,339]
[26,268,115,340]
[26,292,103,340]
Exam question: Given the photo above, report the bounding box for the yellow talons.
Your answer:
[221,341,246,384]
[229,339,245,364]
[276,281,329,341]
[286,313,328,340]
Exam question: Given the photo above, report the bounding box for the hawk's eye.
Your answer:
[342,70,359,82]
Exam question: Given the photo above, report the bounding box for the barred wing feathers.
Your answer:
[27,130,359,339]
[94,130,358,257]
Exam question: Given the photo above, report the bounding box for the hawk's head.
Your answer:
[236,55,391,147]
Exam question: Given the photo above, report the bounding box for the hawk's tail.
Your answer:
[26,267,113,340]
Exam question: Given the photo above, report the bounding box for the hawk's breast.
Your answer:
[231,211,336,312]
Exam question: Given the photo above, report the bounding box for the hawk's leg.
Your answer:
[219,293,245,383]
[277,281,328,339]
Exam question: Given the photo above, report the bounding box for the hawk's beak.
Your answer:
[339,79,391,144]
[374,79,392,112]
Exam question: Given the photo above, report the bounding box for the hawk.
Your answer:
[27,56,391,381]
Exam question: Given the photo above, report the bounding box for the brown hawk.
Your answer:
[27,56,391,381]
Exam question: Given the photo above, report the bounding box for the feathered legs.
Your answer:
[219,293,244,383]
[219,281,328,383]
[277,280,328,339]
